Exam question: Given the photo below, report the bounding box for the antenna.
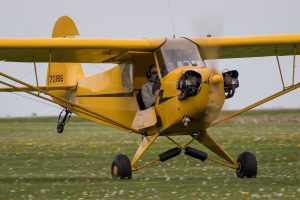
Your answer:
[167,0,176,38]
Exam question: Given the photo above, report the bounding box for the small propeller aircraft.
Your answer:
[0,16,299,179]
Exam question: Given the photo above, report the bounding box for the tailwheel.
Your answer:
[236,152,257,178]
[111,154,132,179]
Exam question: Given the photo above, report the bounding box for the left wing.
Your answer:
[190,34,300,59]
[0,38,164,63]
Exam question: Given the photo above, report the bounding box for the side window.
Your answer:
[121,63,133,90]
[155,50,168,77]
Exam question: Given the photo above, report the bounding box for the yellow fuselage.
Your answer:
[155,66,225,135]
[50,65,225,136]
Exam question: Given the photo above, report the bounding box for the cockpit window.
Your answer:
[156,38,204,77]
[121,63,133,90]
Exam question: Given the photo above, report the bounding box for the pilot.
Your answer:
[141,65,161,108]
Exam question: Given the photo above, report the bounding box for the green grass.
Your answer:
[0,110,299,199]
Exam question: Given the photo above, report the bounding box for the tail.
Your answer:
[46,16,84,94]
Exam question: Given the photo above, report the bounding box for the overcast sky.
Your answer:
[0,0,300,117]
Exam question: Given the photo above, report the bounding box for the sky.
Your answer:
[0,0,300,117]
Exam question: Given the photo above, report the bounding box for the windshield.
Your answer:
[156,38,203,77]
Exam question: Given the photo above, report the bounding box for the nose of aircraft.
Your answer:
[174,67,225,130]
[210,74,223,85]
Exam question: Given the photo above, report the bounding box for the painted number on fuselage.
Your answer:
[49,74,64,83]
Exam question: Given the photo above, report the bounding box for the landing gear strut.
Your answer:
[57,109,72,133]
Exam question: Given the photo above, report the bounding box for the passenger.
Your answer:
[141,65,161,108]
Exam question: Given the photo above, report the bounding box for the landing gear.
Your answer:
[57,109,72,133]
[111,154,132,179]
[109,132,258,180]
[236,152,257,178]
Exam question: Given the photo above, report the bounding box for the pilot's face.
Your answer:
[151,67,158,77]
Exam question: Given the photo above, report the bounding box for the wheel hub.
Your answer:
[113,165,118,176]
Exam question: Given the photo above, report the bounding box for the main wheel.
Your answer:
[111,154,132,179]
[236,151,257,178]
[57,122,64,133]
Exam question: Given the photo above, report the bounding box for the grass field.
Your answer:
[0,110,299,199]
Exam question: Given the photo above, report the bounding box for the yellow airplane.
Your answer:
[0,16,299,179]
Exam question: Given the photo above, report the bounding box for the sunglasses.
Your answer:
[151,71,158,75]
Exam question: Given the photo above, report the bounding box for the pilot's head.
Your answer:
[147,65,159,82]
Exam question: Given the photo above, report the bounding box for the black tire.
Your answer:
[111,154,132,179]
[236,152,257,178]
[57,122,64,133]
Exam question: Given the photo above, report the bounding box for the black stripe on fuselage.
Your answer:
[158,90,174,104]
[76,92,134,97]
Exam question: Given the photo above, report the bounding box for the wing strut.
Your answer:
[0,71,140,134]
[47,50,52,90]
[33,55,40,96]
[275,46,298,89]
[275,49,286,89]
[210,82,300,127]
[292,46,297,85]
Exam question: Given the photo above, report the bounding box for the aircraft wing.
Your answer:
[190,34,300,59]
[2,34,300,63]
[0,38,165,63]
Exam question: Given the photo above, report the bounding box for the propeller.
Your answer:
[189,14,224,68]
[189,14,230,125]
